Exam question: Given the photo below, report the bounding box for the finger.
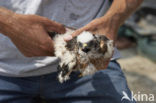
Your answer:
[36,28,55,55]
[64,26,89,41]
[41,17,66,34]
[39,35,55,56]
[63,29,82,41]
[64,35,73,41]
[71,29,83,37]
[46,23,66,34]
[72,26,91,37]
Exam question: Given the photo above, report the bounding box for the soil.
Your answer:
[117,47,156,103]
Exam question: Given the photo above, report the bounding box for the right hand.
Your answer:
[5,14,66,57]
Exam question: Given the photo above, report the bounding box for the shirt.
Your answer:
[0,0,120,77]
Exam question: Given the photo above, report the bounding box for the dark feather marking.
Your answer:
[57,65,62,72]
[100,35,109,41]
[57,64,69,77]
[66,37,77,51]
[62,64,69,76]
[90,58,108,70]
[98,35,109,54]
[100,42,107,54]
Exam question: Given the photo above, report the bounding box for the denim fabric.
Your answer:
[0,61,135,103]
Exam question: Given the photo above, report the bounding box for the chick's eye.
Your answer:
[88,41,94,46]
[78,42,82,47]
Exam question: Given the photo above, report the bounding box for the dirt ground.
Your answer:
[117,47,156,103]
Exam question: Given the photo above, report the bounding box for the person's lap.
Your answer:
[0,61,135,103]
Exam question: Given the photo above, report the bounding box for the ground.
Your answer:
[118,47,156,103]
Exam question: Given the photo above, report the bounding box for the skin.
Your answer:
[65,0,143,41]
[0,7,65,57]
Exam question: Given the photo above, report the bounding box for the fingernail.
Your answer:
[64,35,73,41]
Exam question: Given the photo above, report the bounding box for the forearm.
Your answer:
[101,0,143,39]
[0,7,15,36]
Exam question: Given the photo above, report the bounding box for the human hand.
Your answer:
[64,17,120,41]
[5,14,65,57]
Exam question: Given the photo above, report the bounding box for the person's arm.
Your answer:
[0,7,66,57]
[65,0,143,41]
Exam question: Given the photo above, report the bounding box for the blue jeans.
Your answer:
[0,61,136,103]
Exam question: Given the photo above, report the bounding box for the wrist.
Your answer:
[99,16,120,40]
[0,7,16,36]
